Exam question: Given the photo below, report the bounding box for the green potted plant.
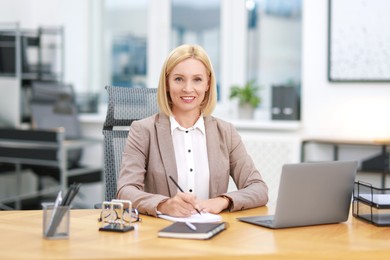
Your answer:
[229,80,261,119]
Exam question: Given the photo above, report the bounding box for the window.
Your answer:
[171,0,221,98]
[104,0,148,88]
[246,0,302,113]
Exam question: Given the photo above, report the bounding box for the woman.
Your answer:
[117,44,268,217]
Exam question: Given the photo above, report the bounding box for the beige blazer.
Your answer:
[117,113,268,216]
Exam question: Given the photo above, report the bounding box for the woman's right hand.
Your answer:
[157,192,200,217]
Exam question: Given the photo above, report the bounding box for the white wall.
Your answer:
[147,0,171,91]
[302,0,390,140]
[0,0,34,26]
[0,0,92,94]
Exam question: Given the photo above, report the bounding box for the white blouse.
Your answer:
[169,116,210,200]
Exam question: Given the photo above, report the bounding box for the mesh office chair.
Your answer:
[103,86,158,201]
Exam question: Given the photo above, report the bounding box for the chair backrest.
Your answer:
[103,86,158,201]
[30,81,82,168]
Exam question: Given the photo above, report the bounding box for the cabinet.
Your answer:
[0,23,64,126]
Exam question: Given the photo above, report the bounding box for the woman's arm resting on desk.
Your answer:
[158,195,230,216]
[224,122,269,210]
[197,196,230,214]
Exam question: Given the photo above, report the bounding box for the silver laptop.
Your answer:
[238,161,358,229]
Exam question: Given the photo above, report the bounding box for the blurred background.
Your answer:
[0,0,389,209]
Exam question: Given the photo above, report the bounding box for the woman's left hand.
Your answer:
[197,197,229,214]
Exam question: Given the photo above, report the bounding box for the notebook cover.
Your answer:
[158,222,226,240]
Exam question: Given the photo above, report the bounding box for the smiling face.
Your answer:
[167,58,210,119]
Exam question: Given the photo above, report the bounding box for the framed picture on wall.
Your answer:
[328,0,390,82]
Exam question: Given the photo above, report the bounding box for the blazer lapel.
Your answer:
[156,113,178,197]
[204,116,220,198]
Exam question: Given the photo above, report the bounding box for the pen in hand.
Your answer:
[169,175,202,215]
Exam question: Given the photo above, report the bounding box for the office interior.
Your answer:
[0,0,389,210]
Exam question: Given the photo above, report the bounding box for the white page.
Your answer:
[158,212,222,223]
[359,194,390,205]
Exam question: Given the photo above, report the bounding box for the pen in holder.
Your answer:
[42,202,70,239]
[98,200,135,232]
[42,183,80,239]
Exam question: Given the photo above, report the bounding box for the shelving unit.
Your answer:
[0,23,64,126]
[301,138,390,188]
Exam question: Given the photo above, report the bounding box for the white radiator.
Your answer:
[229,133,301,206]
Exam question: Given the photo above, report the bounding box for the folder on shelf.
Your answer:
[271,85,300,120]
[271,85,283,120]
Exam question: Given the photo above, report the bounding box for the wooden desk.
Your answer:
[301,138,390,188]
[0,207,389,259]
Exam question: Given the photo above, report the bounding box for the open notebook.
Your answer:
[158,212,222,223]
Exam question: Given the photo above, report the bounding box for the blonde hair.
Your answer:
[157,44,217,116]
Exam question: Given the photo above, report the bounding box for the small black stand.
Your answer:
[99,223,134,233]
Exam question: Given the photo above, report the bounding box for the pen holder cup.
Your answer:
[42,202,70,240]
